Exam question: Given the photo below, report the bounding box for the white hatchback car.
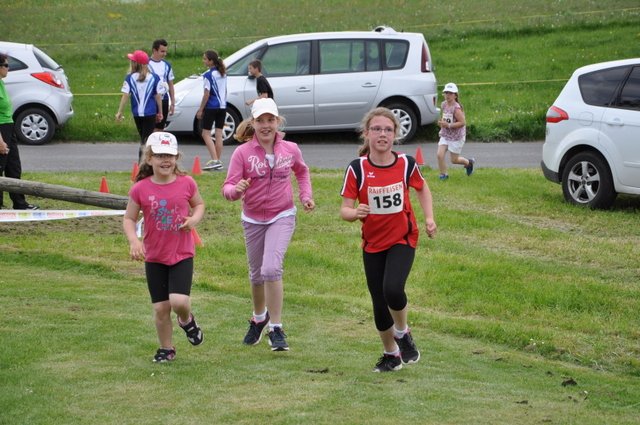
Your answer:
[541,58,640,209]
[165,26,439,144]
[0,41,74,145]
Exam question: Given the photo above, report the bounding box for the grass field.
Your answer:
[3,0,640,142]
[1,167,639,424]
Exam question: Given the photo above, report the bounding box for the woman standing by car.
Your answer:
[196,50,227,171]
[115,50,163,161]
[0,53,38,210]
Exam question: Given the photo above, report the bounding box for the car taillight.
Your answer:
[546,105,568,123]
[31,72,65,89]
[421,44,431,72]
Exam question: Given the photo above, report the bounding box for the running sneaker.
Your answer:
[394,330,421,364]
[267,326,289,351]
[179,314,203,346]
[203,159,223,171]
[372,353,403,372]
[243,312,270,345]
[439,173,449,180]
[466,158,476,176]
[153,347,176,363]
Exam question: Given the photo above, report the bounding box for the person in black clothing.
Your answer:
[0,53,38,210]
[245,59,273,107]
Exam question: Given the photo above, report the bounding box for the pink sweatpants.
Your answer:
[242,215,296,285]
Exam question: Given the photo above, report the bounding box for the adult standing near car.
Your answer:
[0,53,39,210]
[196,50,227,171]
[149,39,175,132]
[115,50,163,161]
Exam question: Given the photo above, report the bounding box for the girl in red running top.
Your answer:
[123,132,205,363]
[340,107,436,373]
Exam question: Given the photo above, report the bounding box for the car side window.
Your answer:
[579,66,630,107]
[226,48,263,76]
[7,57,28,72]
[384,41,409,69]
[261,41,311,76]
[319,40,367,74]
[616,66,640,111]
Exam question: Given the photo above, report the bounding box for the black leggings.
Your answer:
[363,244,415,332]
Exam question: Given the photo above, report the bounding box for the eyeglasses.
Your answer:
[0,63,9,68]
[368,126,395,134]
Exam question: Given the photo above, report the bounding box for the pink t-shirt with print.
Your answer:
[129,175,198,265]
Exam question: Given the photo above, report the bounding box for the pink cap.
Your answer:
[127,50,149,65]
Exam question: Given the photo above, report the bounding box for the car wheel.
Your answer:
[383,102,417,144]
[561,151,616,209]
[222,108,241,146]
[15,107,55,145]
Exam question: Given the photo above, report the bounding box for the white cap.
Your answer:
[443,82,458,93]
[251,98,279,118]
[146,132,178,155]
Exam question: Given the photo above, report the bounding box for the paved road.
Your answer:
[20,140,543,172]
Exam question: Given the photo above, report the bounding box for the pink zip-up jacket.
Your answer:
[222,133,313,222]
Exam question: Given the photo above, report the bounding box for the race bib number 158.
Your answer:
[367,183,404,214]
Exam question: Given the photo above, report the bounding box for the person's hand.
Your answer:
[0,141,9,155]
[169,104,175,116]
[303,199,315,212]
[425,218,437,239]
[115,112,124,122]
[235,178,251,194]
[196,109,203,120]
[354,203,370,219]
[156,112,163,123]
[129,239,145,261]
[179,216,196,232]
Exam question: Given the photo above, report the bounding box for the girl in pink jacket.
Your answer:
[222,98,315,352]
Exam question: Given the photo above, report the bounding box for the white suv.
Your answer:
[166,26,439,144]
[541,58,640,209]
[0,41,74,145]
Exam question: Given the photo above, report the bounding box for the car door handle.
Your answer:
[296,87,311,92]
[361,83,377,88]
[605,117,623,126]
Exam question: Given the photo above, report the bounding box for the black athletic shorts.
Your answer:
[201,108,226,131]
[145,258,194,303]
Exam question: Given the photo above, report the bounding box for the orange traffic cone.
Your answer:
[192,228,204,247]
[192,156,202,175]
[415,146,425,166]
[130,161,139,182]
[99,176,110,193]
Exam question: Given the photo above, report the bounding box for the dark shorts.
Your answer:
[155,98,170,129]
[145,258,194,303]
[201,108,226,131]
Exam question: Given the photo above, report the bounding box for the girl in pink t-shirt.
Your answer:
[123,132,205,363]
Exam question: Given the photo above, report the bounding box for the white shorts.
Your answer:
[438,137,465,155]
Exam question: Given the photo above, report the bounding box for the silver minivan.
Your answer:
[166,26,439,144]
[0,41,74,145]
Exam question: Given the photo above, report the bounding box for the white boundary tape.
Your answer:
[0,210,126,223]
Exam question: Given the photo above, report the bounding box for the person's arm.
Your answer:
[414,183,437,238]
[179,189,205,231]
[115,93,129,122]
[450,108,466,129]
[155,93,163,123]
[168,80,175,115]
[340,197,369,222]
[0,132,8,154]
[222,148,247,201]
[196,88,209,120]
[122,199,145,260]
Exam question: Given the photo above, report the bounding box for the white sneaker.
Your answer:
[203,159,223,171]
